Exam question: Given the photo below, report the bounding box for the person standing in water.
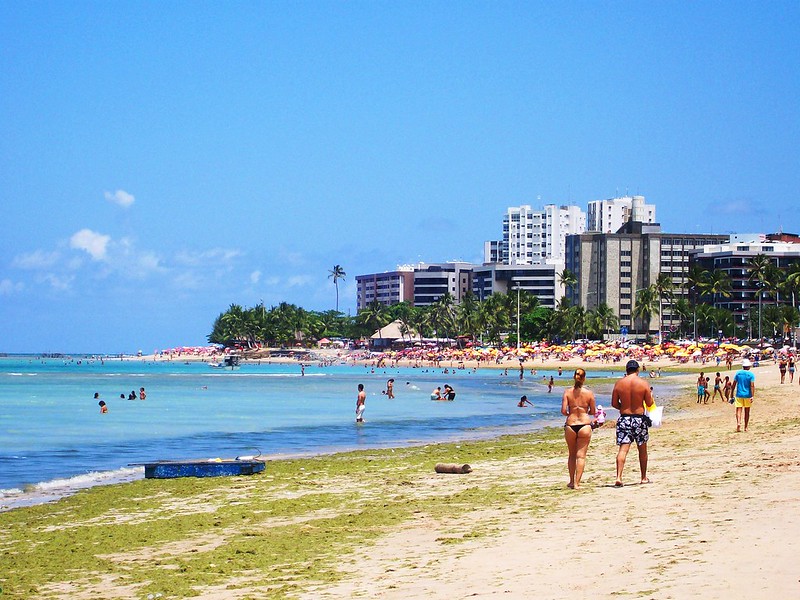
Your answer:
[561,368,596,489]
[355,383,366,423]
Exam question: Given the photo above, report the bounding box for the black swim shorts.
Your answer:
[616,414,649,446]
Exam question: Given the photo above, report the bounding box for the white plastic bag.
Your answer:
[648,405,664,428]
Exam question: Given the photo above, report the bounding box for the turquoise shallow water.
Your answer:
[1,356,588,509]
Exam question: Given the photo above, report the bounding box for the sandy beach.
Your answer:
[2,357,798,598]
[292,360,800,599]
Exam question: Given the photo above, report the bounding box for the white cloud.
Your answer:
[104,189,135,208]
[70,229,111,260]
[0,279,24,295]
[172,271,204,290]
[41,273,73,291]
[287,275,312,287]
[250,270,262,284]
[279,249,307,267]
[174,248,242,267]
[12,250,60,269]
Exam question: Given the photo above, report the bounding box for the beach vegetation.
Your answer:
[0,430,568,598]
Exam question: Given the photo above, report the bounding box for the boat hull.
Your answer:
[143,459,265,479]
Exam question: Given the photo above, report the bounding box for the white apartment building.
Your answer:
[545,204,586,266]
[587,195,656,233]
[487,204,586,266]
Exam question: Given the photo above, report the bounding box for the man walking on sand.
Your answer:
[732,358,755,432]
[355,383,366,423]
[611,360,654,486]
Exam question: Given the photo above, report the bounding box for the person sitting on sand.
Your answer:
[561,368,596,489]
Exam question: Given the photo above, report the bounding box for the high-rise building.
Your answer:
[356,268,415,311]
[356,262,474,310]
[691,237,800,335]
[412,262,474,306]
[485,204,586,266]
[472,263,559,308]
[566,221,726,336]
[587,196,656,233]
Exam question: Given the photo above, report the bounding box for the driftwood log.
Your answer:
[434,463,472,474]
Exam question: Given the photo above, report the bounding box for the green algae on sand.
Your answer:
[0,429,565,598]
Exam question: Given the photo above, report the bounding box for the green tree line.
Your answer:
[208,255,800,348]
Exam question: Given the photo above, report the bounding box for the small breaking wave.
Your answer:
[0,466,143,512]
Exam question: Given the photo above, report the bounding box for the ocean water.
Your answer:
[0,356,579,510]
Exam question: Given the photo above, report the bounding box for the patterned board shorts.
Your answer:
[616,414,649,446]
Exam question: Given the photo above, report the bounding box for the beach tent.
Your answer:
[369,320,422,349]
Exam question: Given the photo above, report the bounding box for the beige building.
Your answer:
[566,222,726,336]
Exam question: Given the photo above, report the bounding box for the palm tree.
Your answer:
[747,254,774,342]
[389,301,416,342]
[705,269,732,301]
[633,285,659,337]
[654,273,674,344]
[328,265,346,313]
[671,298,693,338]
[430,293,456,343]
[704,269,733,337]
[478,293,509,345]
[359,300,389,345]
[686,264,708,339]
[783,262,800,344]
[761,262,784,306]
[456,291,480,344]
[559,268,578,302]
[593,302,619,339]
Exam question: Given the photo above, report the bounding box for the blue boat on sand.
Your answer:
[141,457,265,479]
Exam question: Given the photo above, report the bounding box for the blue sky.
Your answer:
[1,1,798,353]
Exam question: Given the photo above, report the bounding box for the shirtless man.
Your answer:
[611,360,654,486]
[561,368,596,489]
[355,384,366,423]
[711,372,724,402]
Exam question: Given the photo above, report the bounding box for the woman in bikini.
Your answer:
[561,368,597,489]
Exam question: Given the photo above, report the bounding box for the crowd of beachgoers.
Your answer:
[147,338,792,370]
